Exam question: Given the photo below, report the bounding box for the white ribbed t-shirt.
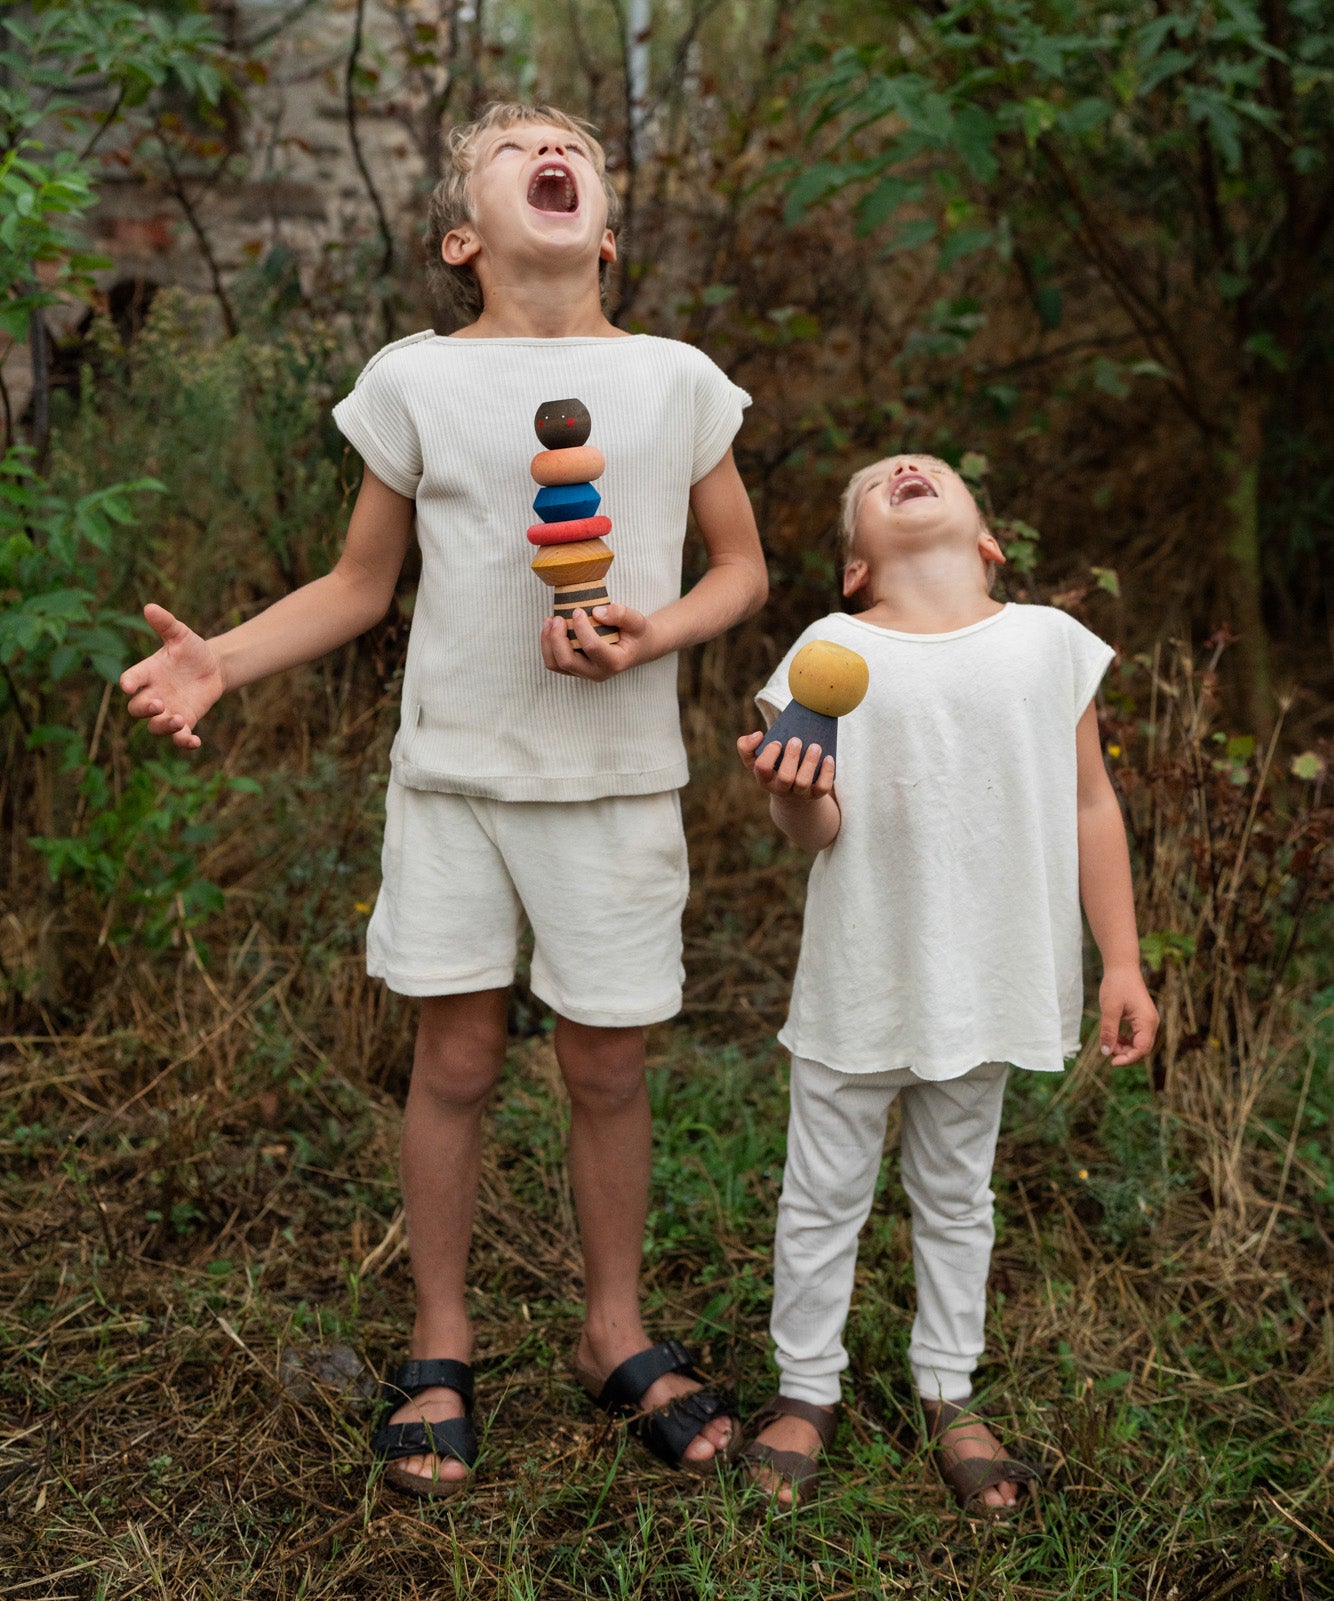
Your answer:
[333,332,750,801]
[757,604,1116,1079]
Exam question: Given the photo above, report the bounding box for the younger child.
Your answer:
[736,454,1157,1511]
[121,103,767,1496]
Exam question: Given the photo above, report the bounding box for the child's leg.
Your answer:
[390,987,509,1482]
[896,1062,1008,1402]
[557,1017,732,1464]
[897,1062,1028,1508]
[770,1055,899,1406]
[750,1056,898,1498]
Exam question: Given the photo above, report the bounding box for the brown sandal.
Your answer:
[740,1394,839,1501]
[921,1396,1040,1516]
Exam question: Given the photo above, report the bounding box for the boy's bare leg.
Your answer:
[558,1017,733,1464]
[390,988,508,1483]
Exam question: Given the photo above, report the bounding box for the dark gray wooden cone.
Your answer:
[758,700,838,779]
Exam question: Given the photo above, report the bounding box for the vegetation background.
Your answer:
[1,0,1331,1595]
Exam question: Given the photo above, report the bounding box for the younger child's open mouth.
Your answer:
[889,473,938,506]
[527,163,579,214]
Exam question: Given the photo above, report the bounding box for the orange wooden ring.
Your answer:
[530,446,606,486]
[527,515,612,545]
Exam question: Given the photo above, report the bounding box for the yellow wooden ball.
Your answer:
[788,641,869,717]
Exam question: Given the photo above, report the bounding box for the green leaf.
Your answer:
[1140,930,1196,972]
[1244,332,1289,372]
[784,161,848,225]
[1093,358,1129,397]
[1291,752,1325,781]
[880,217,936,257]
[855,176,922,236]
[90,652,124,684]
[938,226,993,269]
[1058,97,1112,138]
[951,104,997,182]
[46,643,79,681]
[1033,283,1063,329]
[1140,50,1196,95]
[1020,98,1058,145]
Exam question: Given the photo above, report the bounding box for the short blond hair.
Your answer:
[425,102,621,324]
[839,453,1000,596]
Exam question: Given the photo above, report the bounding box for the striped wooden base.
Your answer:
[553,581,619,651]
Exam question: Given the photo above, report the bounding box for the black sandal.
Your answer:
[921,1395,1041,1516]
[371,1359,478,1499]
[740,1394,840,1502]
[579,1339,739,1475]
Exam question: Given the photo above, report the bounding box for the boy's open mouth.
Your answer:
[527,163,579,214]
[889,473,938,506]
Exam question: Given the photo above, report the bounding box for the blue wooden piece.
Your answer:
[533,482,601,523]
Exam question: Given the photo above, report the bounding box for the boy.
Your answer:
[736,453,1157,1511]
[120,103,766,1496]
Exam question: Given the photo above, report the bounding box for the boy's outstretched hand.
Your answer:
[1097,966,1159,1067]
[119,603,225,751]
[737,729,835,800]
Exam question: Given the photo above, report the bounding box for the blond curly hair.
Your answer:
[425,102,621,325]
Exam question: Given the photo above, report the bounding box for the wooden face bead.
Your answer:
[788,641,869,718]
[530,445,606,486]
[534,398,592,448]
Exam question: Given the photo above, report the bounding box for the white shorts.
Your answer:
[366,781,689,1027]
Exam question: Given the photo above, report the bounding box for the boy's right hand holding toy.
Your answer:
[738,730,841,853]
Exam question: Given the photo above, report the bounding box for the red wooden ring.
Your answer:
[526,515,613,545]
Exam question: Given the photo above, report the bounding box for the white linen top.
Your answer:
[757,604,1116,1078]
[333,332,750,801]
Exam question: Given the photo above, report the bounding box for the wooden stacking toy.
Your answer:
[527,397,618,651]
[759,640,869,779]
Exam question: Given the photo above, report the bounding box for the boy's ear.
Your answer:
[842,556,869,599]
[442,226,480,268]
[599,228,617,265]
[979,528,1006,567]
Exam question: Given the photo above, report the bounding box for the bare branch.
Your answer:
[156,133,238,338]
[1036,139,1214,436]
[77,86,126,163]
[345,0,396,283]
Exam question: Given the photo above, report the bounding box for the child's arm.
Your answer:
[737,730,842,853]
[541,448,767,680]
[120,470,415,750]
[1076,701,1159,1065]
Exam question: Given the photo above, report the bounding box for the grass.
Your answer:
[1,999,1330,1598]
[2,321,1330,1594]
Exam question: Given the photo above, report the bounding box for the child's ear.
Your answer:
[442,226,480,268]
[979,529,1006,567]
[842,556,869,599]
[599,228,617,264]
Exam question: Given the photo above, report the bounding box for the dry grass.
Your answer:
[1,633,1331,1597]
[2,306,1330,1591]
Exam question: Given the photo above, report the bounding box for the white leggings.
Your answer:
[771,1055,1009,1407]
